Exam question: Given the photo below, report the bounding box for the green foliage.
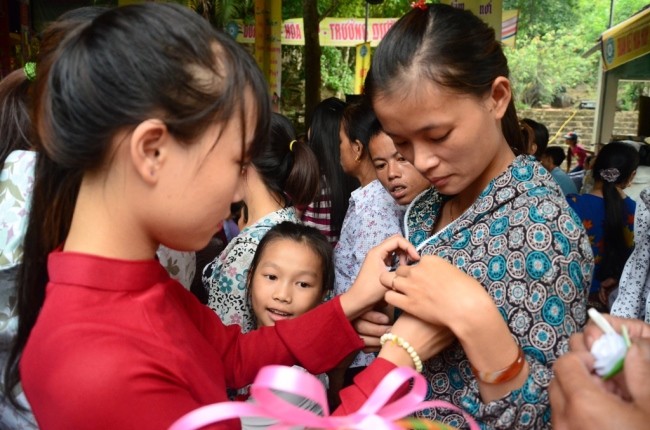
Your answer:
[321,46,354,96]
[506,28,598,108]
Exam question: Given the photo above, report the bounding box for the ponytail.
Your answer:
[284,139,320,207]
[593,141,640,282]
[253,113,320,208]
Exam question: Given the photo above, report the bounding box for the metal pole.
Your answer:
[364,1,369,43]
[608,0,615,28]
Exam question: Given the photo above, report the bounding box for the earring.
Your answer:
[355,154,362,163]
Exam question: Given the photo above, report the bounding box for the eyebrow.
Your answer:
[259,262,319,278]
[384,123,441,139]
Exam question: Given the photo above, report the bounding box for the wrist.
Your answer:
[378,333,423,372]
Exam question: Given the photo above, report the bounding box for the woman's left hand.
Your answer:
[381,255,493,329]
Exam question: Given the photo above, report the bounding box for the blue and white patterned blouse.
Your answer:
[333,179,406,368]
[405,155,593,429]
[203,207,300,333]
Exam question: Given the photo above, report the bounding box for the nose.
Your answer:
[412,143,439,176]
[272,281,292,304]
[387,160,401,180]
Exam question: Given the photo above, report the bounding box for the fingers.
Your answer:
[623,338,650,404]
[372,234,420,264]
[353,313,392,338]
[568,332,590,353]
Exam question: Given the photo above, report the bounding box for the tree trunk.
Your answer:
[303,0,321,127]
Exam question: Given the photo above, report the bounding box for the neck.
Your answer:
[243,172,285,227]
[64,175,158,260]
[355,160,377,188]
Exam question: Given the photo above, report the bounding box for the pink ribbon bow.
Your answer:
[169,365,479,430]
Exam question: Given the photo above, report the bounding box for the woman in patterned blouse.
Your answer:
[362,4,593,429]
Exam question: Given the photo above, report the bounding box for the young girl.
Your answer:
[248,221,334,330]
[355,3,593,428]
[6,4,442,429]
[234,221,333,398]
[568,141,639,311]
[202,112,320,333]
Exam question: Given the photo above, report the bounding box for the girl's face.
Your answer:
[250,238,324,327]
[372,79,514,201]
[369,132,430,205]
[153,95,254,251]
[338,123,357,175]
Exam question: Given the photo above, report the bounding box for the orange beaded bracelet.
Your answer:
[470,347,526,385]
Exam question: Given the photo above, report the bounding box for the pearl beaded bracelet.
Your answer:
[380,333,424,373]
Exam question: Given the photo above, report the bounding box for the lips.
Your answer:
[428,175,450,188]
[389,184,408,200]
[267,308,293,322]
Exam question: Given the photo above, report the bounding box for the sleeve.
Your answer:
[204,237,256,332]
[458,193,592,429]
[333,358,398,415]
[201,296,364,389]
[612,195,650,320]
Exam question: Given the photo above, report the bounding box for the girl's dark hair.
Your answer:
[5,2,270,405]
[252,112,320,208]
[246,221,335,306]
[306,97,358,237]
[365,3,524,155]
[592,141,639,282]
[0,70,31,167]
[341,98,382,152]
[521,118,549,159]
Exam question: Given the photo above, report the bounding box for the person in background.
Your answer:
[302,97,357,246]
[203,112,320,333]
[579,154,596,194]
[567,141,639,312]
[521,117,549,161]
[541,146,579,195]
[565,131,590,173]
[368,126,431,208]
[611,186,650,321]
[358,3,592,428]
[550,314,650,430]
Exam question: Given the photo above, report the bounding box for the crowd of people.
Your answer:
[0,2,649,430]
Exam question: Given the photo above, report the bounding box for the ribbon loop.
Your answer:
[169,365,479,430]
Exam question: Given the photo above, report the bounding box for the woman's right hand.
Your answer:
[339,235,420,321]
[377,312,455,367]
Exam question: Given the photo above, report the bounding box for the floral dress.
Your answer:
[203,207,300,333]
[0,150,38,429]
[405,155,592,429]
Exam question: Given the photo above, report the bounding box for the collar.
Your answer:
[48,250,170,291]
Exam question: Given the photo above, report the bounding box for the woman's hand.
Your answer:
[339,235,420,321]
[550,336,650,430]
[381,254,492,330]
[377,312,455,367]
[353,310,392,353]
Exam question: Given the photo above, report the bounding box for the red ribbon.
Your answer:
[169,365,479,430]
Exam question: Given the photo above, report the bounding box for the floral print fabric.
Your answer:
[405,156,592,429]
[0,150,36,270]
[333,180,406,368]
[203,207,300,333]
[611,187,650,322]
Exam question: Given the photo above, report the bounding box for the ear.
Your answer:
[352,139,364,160]
[129,119,169,185]
[488,76,512,120]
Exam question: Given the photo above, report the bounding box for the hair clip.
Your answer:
[289,140,297,152]
[23,62,37,81]
[410,0,428,10]
[599,167,620,183]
